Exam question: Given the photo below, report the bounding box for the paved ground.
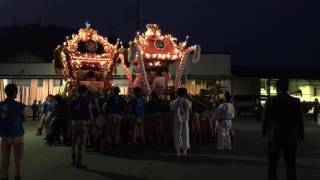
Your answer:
[2,117,320,180]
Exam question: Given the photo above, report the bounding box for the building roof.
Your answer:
[0,63,58,79]
[0,53,232,79]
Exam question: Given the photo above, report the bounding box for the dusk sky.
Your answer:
[0,0,318,68]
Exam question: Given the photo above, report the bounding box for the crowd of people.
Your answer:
[28,85,235,166]
[0,79,305,180]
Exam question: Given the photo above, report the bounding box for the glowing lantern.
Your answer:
[53,23,124,94]
[126,24,201,94]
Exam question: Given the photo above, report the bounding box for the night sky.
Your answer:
[0,0,318,68]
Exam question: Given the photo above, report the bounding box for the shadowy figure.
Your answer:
[313,98,319,124]
[254,99,263,123]
[262,79,304,180]
[31,100,38,121]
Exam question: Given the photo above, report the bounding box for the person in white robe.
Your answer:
[216,91,235,150]
[152,71,167,95]
[170,88,192,157]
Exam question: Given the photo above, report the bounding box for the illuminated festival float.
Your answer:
[127,24,201,95]
[53,23,130,95]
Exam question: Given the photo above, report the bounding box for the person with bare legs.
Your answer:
[70,85,90,168]
[0,84,27,180]
[105,87,125,146]
[146,91,163,145]
[129,87,147,144]
[36,95,53,136]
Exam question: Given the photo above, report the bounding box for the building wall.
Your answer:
[0,63,57,78]
[0,54,232,99]
[169,54,231,76]
[232,77,260,96]
[261,79,320,102]
[0,79,62,105]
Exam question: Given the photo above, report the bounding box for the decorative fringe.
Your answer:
[175,45,201,89]
[136,46,151,94]
[119,54,134,89]
[128,42,138,63]
[175,51,189,89]
[192,45,201,64]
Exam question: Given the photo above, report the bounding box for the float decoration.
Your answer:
[127,24,201,94]
[53,23,121,94]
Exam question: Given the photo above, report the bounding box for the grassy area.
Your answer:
[4,119,320,180]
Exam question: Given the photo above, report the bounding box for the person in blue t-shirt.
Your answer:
[0,84,27,180]
[146,91,163,144]
[129,87,147,144]
[36,95,53,136]
[70,85,90,168]
[105,87,125,145]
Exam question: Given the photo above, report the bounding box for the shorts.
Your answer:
[108,114,122,124]
[96,114,106,128]
[72,120,89,125]
[193,113,200,119]
[72,121,88,138]
[135,117,144,123]
[1,136,24,143]
[146,113,161,121]
[1,136,24,159]
[129,115,144,123]
[126,114,136,124]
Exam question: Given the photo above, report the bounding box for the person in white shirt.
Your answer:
[170,88,192,157]
[216,91,235,150]
[152,71,167,95]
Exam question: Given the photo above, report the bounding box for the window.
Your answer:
[37,79,43,87]
[54,79,62,87]
[314,88,320,96]
[15,80,30,86]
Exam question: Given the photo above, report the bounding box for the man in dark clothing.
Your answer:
[46,95,67,145]
[105,87,125,145]
[31,100,38,121]
[70,85,90,168]
[313,98,319,123]
[146,91,163,144]
[129,87,147,144]
[262,79,304,180]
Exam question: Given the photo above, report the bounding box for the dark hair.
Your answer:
[224,91,231,102]
[134,87,141,96]
[177,87,187,97]
[55,95,63,103]
[276,79,289,92]
[169,92,176,100]
[156,70,162,76]
[113,87,120,95]
[151,91,158,98]
[5,83,18,98]
[78,85,88,94]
